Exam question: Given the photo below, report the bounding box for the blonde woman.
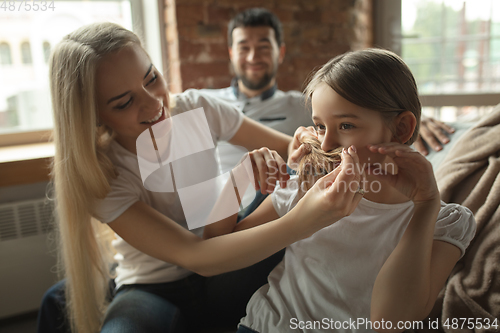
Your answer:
[37,22,364,333]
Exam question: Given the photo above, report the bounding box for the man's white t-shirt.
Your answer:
[93,89,244,289]
[240,176,476,333]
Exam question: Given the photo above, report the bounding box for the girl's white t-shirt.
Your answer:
[93,89,244,289]
[240,176,476,333]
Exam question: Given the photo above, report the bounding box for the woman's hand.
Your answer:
[247,147,290,194]
[287,126,318,169]
[367,143,440,204]
[291,146,364,231]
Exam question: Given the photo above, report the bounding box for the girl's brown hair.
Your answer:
[304,48,421,145]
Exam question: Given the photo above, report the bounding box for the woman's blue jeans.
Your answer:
[37,249,284,333]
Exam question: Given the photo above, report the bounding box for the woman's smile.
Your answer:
[141,104,167,125]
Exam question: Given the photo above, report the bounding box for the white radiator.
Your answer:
[0,198,59,319]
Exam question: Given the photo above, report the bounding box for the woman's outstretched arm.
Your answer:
[202,116,294,239]
[229,117,292,194]
[109,147,362,277]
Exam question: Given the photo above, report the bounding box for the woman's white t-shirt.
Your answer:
[240,176,476,333]
[93,89,244,289]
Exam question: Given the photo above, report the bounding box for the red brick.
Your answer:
[272,8,295,23]
[301,26,331,42]
[208,42,230,61]
[295,10,322,22]
[207,5,234,23]
[277,75,302,92]
[278,60,296,73]
[183,77,206,89]
[179,39,207,58]
[331,0,354,11]
[175,0,215,5]
[282,24,301,42]
[299,41,349,58]
[276,0,300,10]
[292,56,334,73]
[283,41,301,57]
[177,26,197,40]
[320,10,348,24]
[298,0,332,10]
[177,24,224,41]
[197,24,225,39]
[216,0,272,8]
[176,4,205,27]
[181,61,230,83]
[182,74,232,89]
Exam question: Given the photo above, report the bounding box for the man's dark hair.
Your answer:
[227,8,283,47]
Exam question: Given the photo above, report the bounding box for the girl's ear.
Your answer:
[392,111,417,144]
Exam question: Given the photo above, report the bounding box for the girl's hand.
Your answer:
[367,143,440,204]
[287,126,318,170]
[292,146,364,230]
[247,147,290,194]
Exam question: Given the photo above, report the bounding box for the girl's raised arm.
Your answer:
[368,143,473,330]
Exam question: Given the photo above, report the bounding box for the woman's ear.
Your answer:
[392,111,417,144]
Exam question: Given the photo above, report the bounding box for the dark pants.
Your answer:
[37,250,284,333]
[236,325,259,333]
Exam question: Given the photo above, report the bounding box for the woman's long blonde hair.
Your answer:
[49,22,141,333]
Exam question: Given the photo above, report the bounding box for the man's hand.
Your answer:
[414,117,455,155]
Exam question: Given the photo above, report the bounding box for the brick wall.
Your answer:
[163,0,373,93]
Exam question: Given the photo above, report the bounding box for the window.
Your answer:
[374,0,500,122]
[0,42,12,65]
[43,42,51,64]
[21,42,32,64]
[0,0,164,142]
[402,0,500,94]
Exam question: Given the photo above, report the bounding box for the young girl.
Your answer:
[232,49,476,333]
[42,22,364,333]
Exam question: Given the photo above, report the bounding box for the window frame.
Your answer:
[373,0,500,109]
[0,41,12,65]
[0,0,166,148]
[20,41,33,65]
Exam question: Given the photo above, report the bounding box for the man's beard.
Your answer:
[236,63,278,91]
[239,72,274,91]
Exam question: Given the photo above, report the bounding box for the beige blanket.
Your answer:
[425,107,500,333]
